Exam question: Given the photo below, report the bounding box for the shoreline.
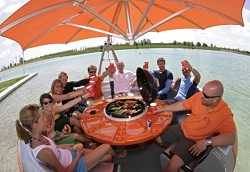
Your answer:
[0,73,37,101]
[1,43,249,72]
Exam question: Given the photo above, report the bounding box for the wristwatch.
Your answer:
[205,139,213,146]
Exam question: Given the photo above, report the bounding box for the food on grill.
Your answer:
[105,99,145,118]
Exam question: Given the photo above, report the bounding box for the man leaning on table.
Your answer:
[155,80,236,172]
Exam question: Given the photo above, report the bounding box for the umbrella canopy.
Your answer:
[0,0,245,50]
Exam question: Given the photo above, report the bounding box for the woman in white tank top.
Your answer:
[16,104,112,172]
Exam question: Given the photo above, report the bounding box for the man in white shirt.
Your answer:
[112,61,136,94]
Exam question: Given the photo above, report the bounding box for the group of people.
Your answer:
[144,58,236,172]
[15,58,237,172]
[146,57,201,101]
[15,63,124,172]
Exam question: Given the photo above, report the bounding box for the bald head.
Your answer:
[203,80,224,97]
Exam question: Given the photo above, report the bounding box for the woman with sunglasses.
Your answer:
[16,104,112,172]
[40,91,87,133]
[40,93,90,144]
[50,79,89,131]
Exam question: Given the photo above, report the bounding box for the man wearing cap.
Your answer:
[152,57,174,99]
[155,80,236,172]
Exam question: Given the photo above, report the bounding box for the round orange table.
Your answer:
[80,98,172,146]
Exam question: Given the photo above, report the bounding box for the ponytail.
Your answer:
[16,104,40,143]
[16,120,32,144]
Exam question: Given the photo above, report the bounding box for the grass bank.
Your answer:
[0,76,27,93]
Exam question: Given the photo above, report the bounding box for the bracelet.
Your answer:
[80,95,84,101]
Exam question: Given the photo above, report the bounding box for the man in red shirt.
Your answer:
[155,80,236,172]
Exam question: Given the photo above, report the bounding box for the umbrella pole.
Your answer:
[98,36,118,75]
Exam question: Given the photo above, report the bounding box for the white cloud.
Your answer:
[143,8,250,51]
[0,0,27,22]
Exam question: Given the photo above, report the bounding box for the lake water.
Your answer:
[0,48,249,171]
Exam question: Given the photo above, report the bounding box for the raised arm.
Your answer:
[67,78,90,88]
[54,95,88,114]
[191,67,201,84]
[100,69,109,81]
[52,89,86,102]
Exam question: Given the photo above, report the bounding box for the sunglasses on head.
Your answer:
[42,100,52,105]
[202,91,221,99]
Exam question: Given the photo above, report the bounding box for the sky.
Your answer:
[0,0,250,69]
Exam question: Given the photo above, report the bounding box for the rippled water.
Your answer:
[0,48,249,171]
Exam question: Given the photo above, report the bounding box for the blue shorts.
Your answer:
[71,150,87,172]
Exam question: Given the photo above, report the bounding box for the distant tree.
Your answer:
[202,43,208,47]
[140,40,144,46]
[134,41,139,48]
[186,42,193,46]
[146,39,151,44]
[196,42,201,47]
[19,57,24,64]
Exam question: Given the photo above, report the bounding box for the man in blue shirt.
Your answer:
[173,60,201,101]
[152,57,173,100]
[170,60,201,124]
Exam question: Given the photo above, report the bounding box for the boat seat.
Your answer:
[17,140,53,172]
[17,140,115,172]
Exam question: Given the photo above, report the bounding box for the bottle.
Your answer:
[109,77,115,99]
[146,119,152,129]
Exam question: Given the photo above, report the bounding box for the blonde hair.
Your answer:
[16,104,41,143]
[51,79,63,95]
[58,71,68,79]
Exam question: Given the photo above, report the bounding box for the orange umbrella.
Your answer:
[0,0,245,50]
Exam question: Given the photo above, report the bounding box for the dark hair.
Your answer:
[88,65,97,72]
[39,93,53,106]
[157,57,165,64]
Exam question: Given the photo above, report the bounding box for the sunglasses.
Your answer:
[42,100,52,105]
[89,70,96,74]
[202,92,221,99]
